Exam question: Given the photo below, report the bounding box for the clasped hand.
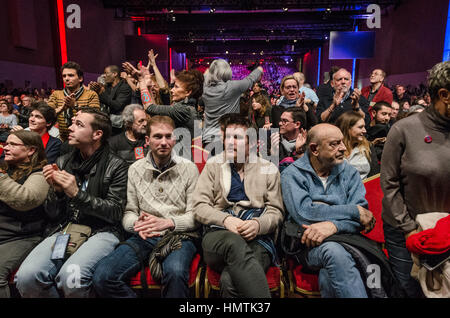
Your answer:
[134,211,175,240]
[223,216,260,241]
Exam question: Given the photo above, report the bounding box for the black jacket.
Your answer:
[44,148,128,240]
[108,132,149,166]
[99,79,132,115]
[317,88,371,127]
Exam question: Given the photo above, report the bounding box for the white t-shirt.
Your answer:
[319,176,328,189]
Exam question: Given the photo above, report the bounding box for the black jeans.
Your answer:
[202,230,271,298]
[0,236,42,298]
[383,223,423,298]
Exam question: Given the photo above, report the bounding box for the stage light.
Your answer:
[172,16,176,22]
[294,39,297,43]
[226,51,229,54]
[167,36,170,40]
[210,8,216,13]
[282,8,288,12]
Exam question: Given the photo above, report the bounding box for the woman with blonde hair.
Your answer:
[335,111,379,179]
[0,130,49,298]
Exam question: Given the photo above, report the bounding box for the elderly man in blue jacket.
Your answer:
[281,123,375,298]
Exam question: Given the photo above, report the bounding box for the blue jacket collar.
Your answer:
[292,152,347,184]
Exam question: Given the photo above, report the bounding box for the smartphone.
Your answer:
[51,234,70,260]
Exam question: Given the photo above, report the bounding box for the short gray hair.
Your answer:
[122,104,144,129]
[204,59,232,86]
[427,61,450,101]
[409,105,425,113]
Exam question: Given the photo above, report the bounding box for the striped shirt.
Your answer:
[47,88,100,141]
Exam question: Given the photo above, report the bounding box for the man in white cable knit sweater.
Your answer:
[93,115,200,298]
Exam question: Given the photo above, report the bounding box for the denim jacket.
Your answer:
[280,152,368,234]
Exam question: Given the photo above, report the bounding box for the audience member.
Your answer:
[93,115,200,298]
[15,107,128,298]
[193,115,284,298]
[361,69,393,108]
[202,59,263,153]
[317,68,370,127]
[272,75,317,130]
[108,103,149,165]
[293,72,319,107]
[0,101,17,142]
[270,107,307,171]
[47,62,100,142]
[381,61,450,298]
[0,131,49,298]
[89,65,132,135]
[281,124,376,298]
[249,93,272,129]
[390,101,400,123]
[10,102,62,164]
[335,111,380,179]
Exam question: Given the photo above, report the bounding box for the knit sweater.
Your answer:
[47,88,100,141]
[381,106,450,233]
[192,154,284,237]
[122,152,200,234]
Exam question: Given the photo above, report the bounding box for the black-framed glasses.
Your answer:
[279,119,294,125]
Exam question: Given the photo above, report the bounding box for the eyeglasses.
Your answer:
[279,119,294,125]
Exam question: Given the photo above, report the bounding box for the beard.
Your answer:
[132,127,147,140]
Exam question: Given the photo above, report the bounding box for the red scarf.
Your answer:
[406,215,450,255]
[41,132,50,149]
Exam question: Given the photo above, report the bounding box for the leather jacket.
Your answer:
[44,149,128,240]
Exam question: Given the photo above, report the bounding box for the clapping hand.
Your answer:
[63,93,76,109]
[88,82,105,95]
[350,88,361,110]
[295,128,307,154]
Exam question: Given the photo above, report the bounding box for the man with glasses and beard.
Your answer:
[108,104,149,166]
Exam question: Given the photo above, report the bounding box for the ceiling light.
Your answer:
[283,7,288,12]
[209,8,216,13]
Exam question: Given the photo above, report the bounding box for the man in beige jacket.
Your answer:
[193,115,284,298]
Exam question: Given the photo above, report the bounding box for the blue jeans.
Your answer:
[306,241,368,298]
[14,232,119,298]
[383,223,423,298]
[92,235,197,298]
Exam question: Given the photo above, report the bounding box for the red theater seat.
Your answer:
[287,173,386,297]
[204,265,285,298]
[129,253,203,298]
[191,144,209,174]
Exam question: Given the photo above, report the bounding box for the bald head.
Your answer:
[307,124,347,171]
[307,124,342,146]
